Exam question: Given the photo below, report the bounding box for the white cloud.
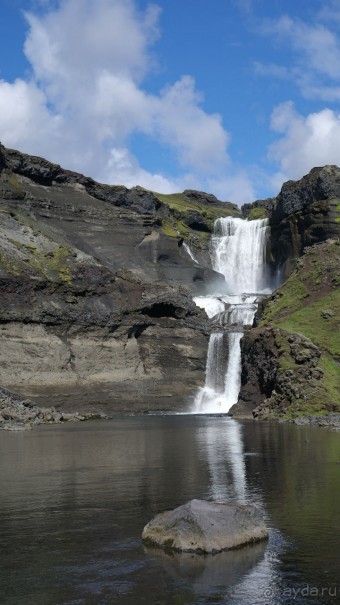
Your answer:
[269,102,340,179]
[0,78,59,151]
[0,0,233,199]
[24,0,161,84]
[273,16,340,80]
[254,61,291,80]
[155,76,229,172]
[318,0,340,25]
[206,172,256,205]
[258,13,340,102]
[104,147,179,192]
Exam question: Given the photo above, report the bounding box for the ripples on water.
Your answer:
[0,416,339,604]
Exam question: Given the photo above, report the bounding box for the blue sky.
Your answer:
[0,0,340,203]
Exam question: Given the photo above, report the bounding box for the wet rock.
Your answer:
[281,414,340,431]
[142,499,268,553]
[0,387,103,430]
[3,423,31,431]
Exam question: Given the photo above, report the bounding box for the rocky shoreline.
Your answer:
[1,384,339,432]
[0,387,106,431]
[280,413,340,431]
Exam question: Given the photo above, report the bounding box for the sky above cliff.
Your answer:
[1,0,340,203]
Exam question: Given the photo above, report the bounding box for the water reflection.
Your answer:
[145,540,267,594]
[198,418,247,503]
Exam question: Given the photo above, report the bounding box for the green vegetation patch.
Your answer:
[0,173,25,199]
[261,273,309,323]
[28,245,73,284]
[277,291,340,359]
[161,219,178,238]
[0,239,73,285]
[0,251,21,275]
[318,355,340,405]
[336,201,340,223]
[262,240,340,325]
[155,191,240,224]
[247,207,268,221]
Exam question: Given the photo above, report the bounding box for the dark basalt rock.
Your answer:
[273,165,340,220]
[242,165,340,279]
[183,210,210,232]
[184,189,240,215]
[2,145,162,214]
[183,189,220,204]
[229,327,280,417]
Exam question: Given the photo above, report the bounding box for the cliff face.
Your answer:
[233,165,339,420]
[243,165,340,279]
[0,144,240,414]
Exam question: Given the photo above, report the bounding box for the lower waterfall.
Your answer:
[193,217,271,414]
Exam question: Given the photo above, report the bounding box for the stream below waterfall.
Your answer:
[193,217,272,414]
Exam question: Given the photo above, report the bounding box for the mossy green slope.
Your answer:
[259,239,340,417]
[154,191,241,241]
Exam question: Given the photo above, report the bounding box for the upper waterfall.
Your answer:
[211,217,269,295]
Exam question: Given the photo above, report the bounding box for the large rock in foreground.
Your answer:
[142,499,268,554]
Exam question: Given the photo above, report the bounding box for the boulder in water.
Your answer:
[142,499,268,553]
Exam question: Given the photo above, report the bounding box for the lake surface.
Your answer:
[0,415,339,605]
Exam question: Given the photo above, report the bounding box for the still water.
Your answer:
[0,416,339,605]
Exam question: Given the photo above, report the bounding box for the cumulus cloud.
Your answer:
[269,102,340,179]
[155,77,229,172]
[0,0,237,198]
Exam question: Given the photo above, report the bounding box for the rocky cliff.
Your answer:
[233,167,340,419]
[243,165,339,279]
[0,144,240,416]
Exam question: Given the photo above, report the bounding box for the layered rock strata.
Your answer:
[0,144,241,413]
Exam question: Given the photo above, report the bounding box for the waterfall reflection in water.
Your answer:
[199,418,247,503]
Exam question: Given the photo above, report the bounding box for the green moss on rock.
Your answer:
[255,239,340,418]
[247,207,268,221]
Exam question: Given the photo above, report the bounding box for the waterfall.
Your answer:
[211,217,269,294]
[193,217,270,414]
[223,332,243,406]
[195,333,225,413]
[183,242,199,264]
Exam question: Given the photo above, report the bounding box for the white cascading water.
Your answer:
[193,217,270,414]
[212,217,268,294]
[183,242,199,264]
